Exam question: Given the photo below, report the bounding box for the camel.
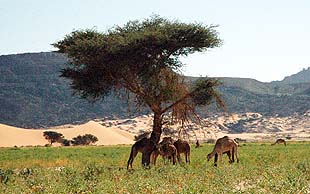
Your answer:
[127,137,156,170]
[157,142,177,165]
[195,140,202,148]
[207,136,239,166]
[161,136,174,145]
[173,139,191,164]
[151,137,176,165]
[271,138,286,146]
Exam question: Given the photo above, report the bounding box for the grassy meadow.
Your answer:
[1,142,310,193]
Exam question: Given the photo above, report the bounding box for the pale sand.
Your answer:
[1,112,309,147]
[0,121,134,147]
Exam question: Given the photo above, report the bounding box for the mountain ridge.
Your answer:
[1,52,309,128]
[280,67,310,84]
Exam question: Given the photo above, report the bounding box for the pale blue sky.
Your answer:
[1,0,309,82]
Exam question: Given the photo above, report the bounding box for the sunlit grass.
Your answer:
[1,142,310,193]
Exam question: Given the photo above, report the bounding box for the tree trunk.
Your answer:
[141,112,163,168]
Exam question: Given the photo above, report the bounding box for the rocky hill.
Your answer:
[96,112,310,142]
[0,52,145,128]
[280,67,310,84]
[0,52,310,128]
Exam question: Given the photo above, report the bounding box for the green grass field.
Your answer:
[1,142,310,193]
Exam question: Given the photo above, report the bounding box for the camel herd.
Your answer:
[127,135,286,170]
[127,136,191,170]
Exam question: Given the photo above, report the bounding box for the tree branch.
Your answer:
[161,90,194,114]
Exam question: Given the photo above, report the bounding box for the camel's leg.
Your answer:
[186,152,190,164]
[177,153,182,164]
[284,142,286,146]
[150,154,154,165]
[227,151,233,163]
[184,153,187,163]
[142,149,153,169]
[235,148,239,163]
[218,152,223,163]
[172,154,176,165]
[214,153,218,167]
[127,147,138,170]
[231,147,235,163]
[152,151,160,166]
[168,155,172,163]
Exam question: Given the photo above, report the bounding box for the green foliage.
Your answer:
[61,138,70,146]
[0,143,310,193]
[191,77,225,108]
[0,169,13,184]
[43,131,64,145]
[53,15,224,128]
[53,15,222,101]
[71,134,98,145]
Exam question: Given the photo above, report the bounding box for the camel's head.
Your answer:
[161,137,174,145]
[207,153,212,161]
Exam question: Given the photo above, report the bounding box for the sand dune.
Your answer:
[1,112,310,147]
[0,124,49,147]
[0,121,134,147]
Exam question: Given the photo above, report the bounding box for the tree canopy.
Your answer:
[54,16,223,119]
[43,131,64,145]
[53,15,225,166]
[71,134,98,146]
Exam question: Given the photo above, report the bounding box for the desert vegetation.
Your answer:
[71,134,99,146]
[43,131,64,145]
[43,131,98,146]
[1,142,310,193]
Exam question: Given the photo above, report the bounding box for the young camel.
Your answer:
[271,138,286,146]
[157,142,177,165]
[151,137,176,165]
[207,136,239,166]
[173,139,191,164]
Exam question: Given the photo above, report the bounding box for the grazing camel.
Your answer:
[151,137,176,165]
[271,138,286,146]
[157,142,177,165]
[195,140,202,148]
[207,136,239,166]
[161,136,174,145]
[152,137,191,165]
[127,137,155,170]
[173,139,191,164]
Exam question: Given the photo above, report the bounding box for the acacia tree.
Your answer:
[43,131,64,145]
[53,16,225,166]
[71,134,98,146]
